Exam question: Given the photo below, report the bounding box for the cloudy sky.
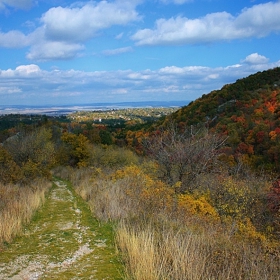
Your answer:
[1,0,280,106]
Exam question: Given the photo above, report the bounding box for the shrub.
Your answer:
[177,193,219,221]
[0,146,22,184]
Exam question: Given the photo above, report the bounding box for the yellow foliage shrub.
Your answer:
[111,165,174,215]
[140,180,174,213]
[237,218,266,243]
[215,177,251,219]
[177,193,219,221]
[61,132,90,167]
[111,165,143,181]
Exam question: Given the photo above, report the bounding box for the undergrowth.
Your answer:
[54,165,280,280]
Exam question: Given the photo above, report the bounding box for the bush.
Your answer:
[89,145,139,168]
[0,146,22,184]
[3,127,55,182]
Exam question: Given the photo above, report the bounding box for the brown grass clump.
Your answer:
[0,179,51,246]
[116,220,280,280]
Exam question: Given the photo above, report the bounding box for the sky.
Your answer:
[0,0,280,106]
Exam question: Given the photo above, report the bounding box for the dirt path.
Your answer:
[0,179,123,279]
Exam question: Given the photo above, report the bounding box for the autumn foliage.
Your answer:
[163,67,280,173]
[1,67,280,278]
[268,179,280,213]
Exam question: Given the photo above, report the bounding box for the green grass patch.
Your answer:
[0,178,124,279]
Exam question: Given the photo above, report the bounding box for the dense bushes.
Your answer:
[0,146,23,184]
[58,132,90,167]
[1,127,55,183]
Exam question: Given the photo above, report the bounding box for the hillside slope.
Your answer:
[164,67,280,172]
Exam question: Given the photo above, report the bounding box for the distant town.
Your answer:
[69,107,180,126]
[0,106,183,131]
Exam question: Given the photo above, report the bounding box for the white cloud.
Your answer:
[206,74,219,80]
[127,71,152,80]
[160,0,193,4]
[0,86,21,94]
[1,64,42,78]
[26,41,85,61]
[236,1,280,36]
[0,30,30,48]
[114,88,128,95]
[159,66,208,75]
[102,46,133,56]
[1,56,279,104]
[41,1,140,43]
[0,0,33,10]
[15,64,41,75]
[0,1,140,60]
[132,1,280,45]
[242,53,269,64]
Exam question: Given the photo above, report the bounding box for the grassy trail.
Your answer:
[0,179,123,279]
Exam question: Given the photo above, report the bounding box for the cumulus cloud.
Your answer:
[0,30,30,48]
[132,1,280,45]
[0,0,33,10]
[41,1,140,43]
[102,46,133,56]
[15,64,41,75]
[26,41,85,61]
[0,64,42,79]
[1,55,279,104]
[242,53,269,64]
[0,1,140,60]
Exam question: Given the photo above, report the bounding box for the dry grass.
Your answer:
[54,166,280,280]
[0,179,51,246]
[116,222,207,280]
[116,220,280,280]
[117,223,158,280]
[53,166,141,221]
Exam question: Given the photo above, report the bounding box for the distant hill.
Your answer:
[161,67,280,172]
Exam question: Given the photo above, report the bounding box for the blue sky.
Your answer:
[0,0,280,105]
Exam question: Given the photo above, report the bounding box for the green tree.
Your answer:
[99,130,113,145]
[60,132,90,167]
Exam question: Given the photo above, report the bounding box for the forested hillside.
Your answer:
[160,67,280,173]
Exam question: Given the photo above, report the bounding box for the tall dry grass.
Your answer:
[116,220,280,280]
[55,166,280,280]
[0,179,51,246]
[53,166,139,220]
